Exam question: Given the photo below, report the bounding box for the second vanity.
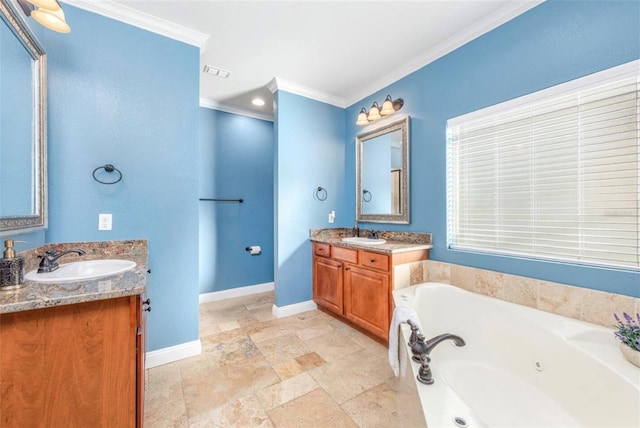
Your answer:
[0,240,148,427]
[310,229,431,343]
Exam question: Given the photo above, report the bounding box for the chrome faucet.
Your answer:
[353,221,359,237]
[37,249,86,273]
[367,230,379,239]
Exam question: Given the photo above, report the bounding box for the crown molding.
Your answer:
[200,98,273,122]
[60,0,209,48]
[268,77,347,108]
[345,0,544,107]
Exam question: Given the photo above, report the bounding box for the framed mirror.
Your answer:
[0,0,47,236]
[356,116,409,224]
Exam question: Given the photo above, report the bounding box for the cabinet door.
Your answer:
[313,256,343,315]
[344,264,390,340]
[0,297,136,426]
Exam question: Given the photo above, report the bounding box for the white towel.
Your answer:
[388,306,423,377]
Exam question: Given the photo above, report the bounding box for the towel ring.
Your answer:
[315,186,327,201]
[363,189,372,202]
[92,164,123,185]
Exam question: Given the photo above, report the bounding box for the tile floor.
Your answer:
[144,291,425,427]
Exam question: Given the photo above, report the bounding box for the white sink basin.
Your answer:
[341,237,387,245]
[25,259,136,283]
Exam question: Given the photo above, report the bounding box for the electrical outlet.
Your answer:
[98,213,112,231]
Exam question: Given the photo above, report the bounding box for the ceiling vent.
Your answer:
[203,65,231,78]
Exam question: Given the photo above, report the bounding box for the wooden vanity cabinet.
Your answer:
[312,242,428,343]
[0,294,145,427]
[344,264,390,340]
[313,256,343,315]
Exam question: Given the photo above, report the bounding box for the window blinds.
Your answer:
[446,61,640,270]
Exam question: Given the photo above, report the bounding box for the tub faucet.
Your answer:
[37,249,86,273]
[411,332,466,363]
[424,333,466,355]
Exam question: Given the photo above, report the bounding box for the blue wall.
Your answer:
[274,91,346,307]
[42,6,200,351]
[199,108,274,294]
[346,0,640,297]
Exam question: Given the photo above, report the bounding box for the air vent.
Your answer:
[203,65,231,78]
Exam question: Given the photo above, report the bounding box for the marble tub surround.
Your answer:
[310,228,432,253]
[394,259,639,329]
[0,240,148,314]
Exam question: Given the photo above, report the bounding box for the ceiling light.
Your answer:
[252,98,265,106]
[355,96,404,125]
[203,65,231,78]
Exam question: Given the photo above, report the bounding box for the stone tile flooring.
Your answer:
[144,291,425,427]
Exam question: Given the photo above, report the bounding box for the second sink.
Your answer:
[25,259,136,283]
[341,237,387,245]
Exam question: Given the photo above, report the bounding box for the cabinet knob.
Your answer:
[345,267,350,271]
[370,259,376,263]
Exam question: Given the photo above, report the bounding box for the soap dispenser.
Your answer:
[0,240,25,290]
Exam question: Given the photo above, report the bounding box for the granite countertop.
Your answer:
[310,228,433,254]
[0,240,148,315]
[0,267,147,314]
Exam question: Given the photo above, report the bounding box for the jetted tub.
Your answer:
[393,282,640,428]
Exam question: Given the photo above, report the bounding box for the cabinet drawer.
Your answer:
[313,243,331,257]
[360,251,390,271]
[332,246,358,264]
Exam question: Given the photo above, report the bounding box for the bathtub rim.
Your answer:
[393,282,640,428]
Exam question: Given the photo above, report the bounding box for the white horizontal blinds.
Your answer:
[447,67,640,270]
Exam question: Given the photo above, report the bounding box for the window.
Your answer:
[447,61,639,270]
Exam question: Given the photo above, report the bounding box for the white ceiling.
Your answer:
[63,1,542,120]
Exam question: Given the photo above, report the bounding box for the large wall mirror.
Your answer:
[0,0,46,236]
[356,116,409,224]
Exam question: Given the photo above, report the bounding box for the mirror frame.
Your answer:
[0,0,47,236]
[356,115,410,224]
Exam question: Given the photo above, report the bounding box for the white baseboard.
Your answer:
[145,339,202,369]
[272,300,317,318]
[199,282,275,304]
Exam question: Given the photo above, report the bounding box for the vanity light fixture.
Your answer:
[17,0,71,33]
[367,102,381,121]
[355,95,404,125]
[356,108,369,126]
